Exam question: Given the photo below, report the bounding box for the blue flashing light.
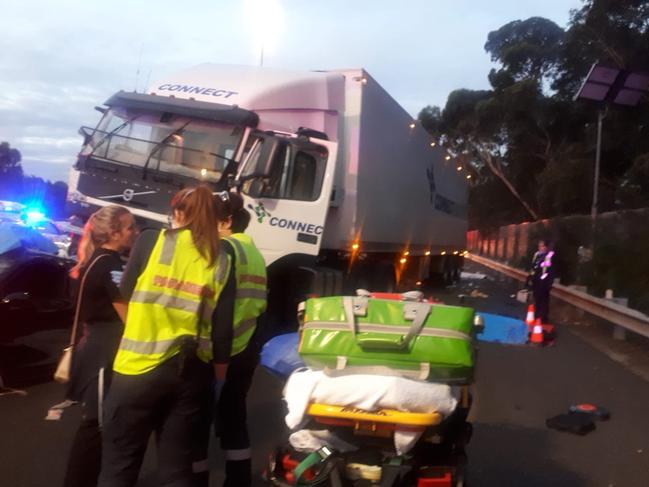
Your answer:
[24,206,47,226]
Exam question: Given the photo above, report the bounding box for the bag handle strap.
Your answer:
[400,301,432,347]
[342,296,357,339]
[343,296,432,351]
[354,301,432,351]
[67,254,112,348]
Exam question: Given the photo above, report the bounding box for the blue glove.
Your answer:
[213,379,225,403]
[110,270,123,285]
[212,380,225,437]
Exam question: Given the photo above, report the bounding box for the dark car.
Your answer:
[0,235,74,343]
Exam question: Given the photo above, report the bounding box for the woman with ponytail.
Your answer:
[98,185,235,487]
[63,205,136,487]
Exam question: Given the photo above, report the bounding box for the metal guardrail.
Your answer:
[467,253,649,339]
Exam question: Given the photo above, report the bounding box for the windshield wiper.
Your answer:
[142,121,192,180]
[88,115,140,158]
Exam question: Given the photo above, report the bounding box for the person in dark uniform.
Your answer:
[63,205,137,487]
[98,186,234,487]
[529,239,555,324]
[192,191,267,487]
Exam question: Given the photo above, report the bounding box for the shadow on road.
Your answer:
[468,422,587,486]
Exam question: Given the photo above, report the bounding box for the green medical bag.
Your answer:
[298,296,476,384]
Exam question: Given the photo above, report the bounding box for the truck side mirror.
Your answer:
[239,137,284,182]
[78,126,94,145]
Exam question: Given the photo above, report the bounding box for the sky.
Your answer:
[0,0,582,183]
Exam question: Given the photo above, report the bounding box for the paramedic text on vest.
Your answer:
[113,229,229,374]
[530,239,554,324]
[98,186,233,487]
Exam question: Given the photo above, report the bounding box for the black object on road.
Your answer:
[546,413,596,435]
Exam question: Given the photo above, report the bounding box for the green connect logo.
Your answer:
[248,202,270,223]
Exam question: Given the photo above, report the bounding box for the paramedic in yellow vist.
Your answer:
[192,190,267,487]
[97,185,235,487]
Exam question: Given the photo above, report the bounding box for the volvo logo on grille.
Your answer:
[99,189,157,201]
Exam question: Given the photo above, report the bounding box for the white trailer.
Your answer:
[68,64,467,326]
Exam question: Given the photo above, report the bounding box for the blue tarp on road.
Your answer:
[260,333,305,378]
[478,312,529,345]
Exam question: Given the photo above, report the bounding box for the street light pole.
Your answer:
[591,108,604,221]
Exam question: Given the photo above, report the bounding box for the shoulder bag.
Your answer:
[54,254,111,384]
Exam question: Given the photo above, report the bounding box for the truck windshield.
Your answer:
[82,106,242,182]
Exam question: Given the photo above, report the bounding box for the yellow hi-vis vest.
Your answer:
[114,229,230,375]
[225,233,267,356]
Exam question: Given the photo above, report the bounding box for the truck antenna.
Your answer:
[134,45,143,92]
[144,69,152,93]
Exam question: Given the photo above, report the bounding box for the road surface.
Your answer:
[1,262,647,486]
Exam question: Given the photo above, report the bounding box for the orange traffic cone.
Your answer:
[530,318,544,345]
[525,305,536,326]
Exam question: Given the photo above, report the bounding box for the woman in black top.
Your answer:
[63,205,136,487]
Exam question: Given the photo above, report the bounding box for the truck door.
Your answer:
[235,133,338,265]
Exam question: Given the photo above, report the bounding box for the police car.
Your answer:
[0,200,24,223]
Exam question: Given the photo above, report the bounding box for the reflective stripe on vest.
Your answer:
[236,288,267,300]
[225,233,267,356]
[114,229,230,375]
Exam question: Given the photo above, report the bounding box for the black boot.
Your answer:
[192,470,209,487]
[62,420,102,487]
[223,459,252,487]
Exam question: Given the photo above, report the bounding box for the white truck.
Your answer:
[68,64,467,327]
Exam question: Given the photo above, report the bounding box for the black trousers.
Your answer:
[98,355,212,487]
[533,279,552,324]
[219,341,259,454]
[192,342,259,487]
[63,368,109,487]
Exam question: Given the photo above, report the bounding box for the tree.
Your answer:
[0,142,24,201]
[554,0,649,98]
[420,84,547,222]
[485,16,565,84]
[0,142,23,178]
[420,18,571,224]
[554,0,649,212]
[420,3,649,229]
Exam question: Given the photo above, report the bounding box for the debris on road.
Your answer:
[516,289,530,303]
[0,386,27,397]
[546,412,596,435]
[44,408,63,421]
[469,289,489,298]
[460,271,488,280]
[0,375,27,397]
[44,399,78,421]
